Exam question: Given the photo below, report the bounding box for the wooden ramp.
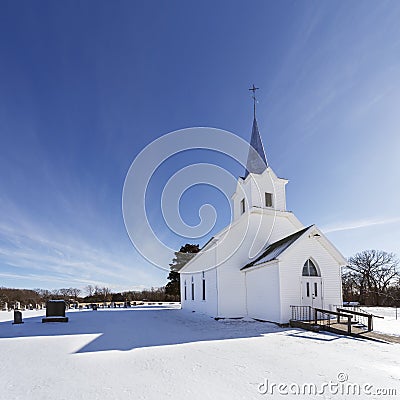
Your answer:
[339,324,400,344]
[290,305,400,344]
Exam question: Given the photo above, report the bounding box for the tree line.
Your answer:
[0,286,179,308]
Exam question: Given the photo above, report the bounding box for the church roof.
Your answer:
[244,117,268,178]
[240,225,313,270]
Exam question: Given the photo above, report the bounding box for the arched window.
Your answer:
[302,259,320,277]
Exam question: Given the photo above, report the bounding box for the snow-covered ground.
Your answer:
[360,307,400,337]
[0,305,399,400]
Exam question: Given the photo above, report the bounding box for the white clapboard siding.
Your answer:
[181,268,218,316]
[217,264,247,317]
[244,262,281,322]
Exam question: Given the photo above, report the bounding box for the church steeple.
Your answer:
[232,86,288,220]
[244,85,268,178]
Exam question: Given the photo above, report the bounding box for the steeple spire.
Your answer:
[244,85,268,178]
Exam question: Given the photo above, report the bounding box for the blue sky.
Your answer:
[1,1,400,291]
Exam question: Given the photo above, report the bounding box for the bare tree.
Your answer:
[345,250,399,305]
[59,288,72,300]
[98,287,112,302]
[85,285,94,297]
[69,288,81,301]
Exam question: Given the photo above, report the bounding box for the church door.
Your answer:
[301,278,322,308]
[301,259,323,309]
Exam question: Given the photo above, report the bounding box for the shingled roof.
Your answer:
[240,225,313,270]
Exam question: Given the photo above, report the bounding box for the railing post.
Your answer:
[314,308,318,325]
[309,306,312,322]
[347,316,352,335]
[368,315,372,331]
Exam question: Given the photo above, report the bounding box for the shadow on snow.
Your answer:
[0,306,356,353]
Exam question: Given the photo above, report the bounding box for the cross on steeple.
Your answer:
[249,84,259,118]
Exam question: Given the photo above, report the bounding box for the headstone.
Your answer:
[2,302,7,311]
[92,304,98,311]
[42,300,68,323]
[12,310,24,324]
[15,301,20,310]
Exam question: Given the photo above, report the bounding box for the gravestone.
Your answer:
[42,300,68,323]
[2,302,7,311]
[12,310,23,324]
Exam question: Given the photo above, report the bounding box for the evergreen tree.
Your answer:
[166,243,200,298]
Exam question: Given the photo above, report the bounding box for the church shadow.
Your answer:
[284,330,367,342]
[0,307,286,353]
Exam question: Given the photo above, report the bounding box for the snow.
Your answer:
[360,307,400,337]
[0,305,399,399]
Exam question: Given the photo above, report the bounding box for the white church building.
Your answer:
[179,100,346,324]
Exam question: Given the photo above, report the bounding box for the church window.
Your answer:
[240,198,245,214]
[202,272,206,301]
[302,259,320,277]
[306,282,310,297]
[191,276,195,300]
[314,282,318,296]
[265,192,273,207]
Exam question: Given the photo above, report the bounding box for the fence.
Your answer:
[290,305,313,322]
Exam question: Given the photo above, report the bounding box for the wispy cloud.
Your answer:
[0,200,162,290]
[321,216,400,234]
